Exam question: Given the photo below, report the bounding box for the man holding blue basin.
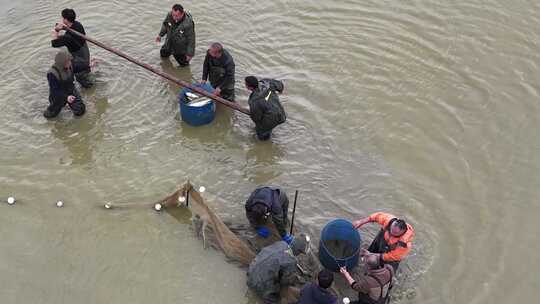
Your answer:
[353,212,415,271]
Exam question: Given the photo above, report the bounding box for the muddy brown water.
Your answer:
[1,0,540,303]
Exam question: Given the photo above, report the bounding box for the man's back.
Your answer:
[297,282,337,304]
[247,241,296,302]
[354,264,394,302]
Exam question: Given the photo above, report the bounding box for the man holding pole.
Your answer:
[51,8,93,88]
[201,42,236,101]
[156,4,195,67]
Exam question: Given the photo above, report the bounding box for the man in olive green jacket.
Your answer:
[155,4,195,67]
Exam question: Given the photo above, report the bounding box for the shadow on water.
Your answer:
[49,97,109,167]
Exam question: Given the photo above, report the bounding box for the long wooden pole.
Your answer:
[62,26,250,115]
[289,190,299,235]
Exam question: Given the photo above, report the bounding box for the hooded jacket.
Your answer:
[47,52,88,101]
[248,79,286,132]
[159,12,195,56]
[352,264,394,304]
[297,283,337,304]
[245,187,289,237]
[247,241,299,304]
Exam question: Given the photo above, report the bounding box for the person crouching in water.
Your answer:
[44,51,92,118]
[245,186,294,244]
[245,76,286,141]
[247,234,311,304]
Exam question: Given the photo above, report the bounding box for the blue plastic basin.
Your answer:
[178,83,216,126]
[318,219,362,272]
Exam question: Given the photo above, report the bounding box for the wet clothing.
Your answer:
[202,49,235,100]
[44,52,86,118]
[51,21,92,88]
[245,187,289,237]
[297,282,337,304]
[351,265,394,304]
[367,212,415,271]
[248,79,286,141]
[158,12,195,67]
[247,241,299,304]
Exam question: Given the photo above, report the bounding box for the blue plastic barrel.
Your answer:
[318,219,362,272]
[178,83,216,126]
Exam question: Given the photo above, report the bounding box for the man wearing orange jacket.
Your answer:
[353,212,414,271]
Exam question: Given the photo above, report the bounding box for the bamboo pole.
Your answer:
[62,26,250,115]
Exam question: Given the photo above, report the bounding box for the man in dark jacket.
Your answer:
[51,8,93,88]
[247,234,311,304]
[297,270,338,304]
[245,187,293,243]
[201,43,235,100]
[44,51,90,118]
[339,254,394,304]
[245,76,286,141]
[155,4,195,67]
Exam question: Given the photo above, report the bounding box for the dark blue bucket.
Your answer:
[178,83,216,126]
[318,219,362,272]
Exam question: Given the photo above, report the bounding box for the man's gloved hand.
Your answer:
[256,226,270,238]
[282,234,294,244]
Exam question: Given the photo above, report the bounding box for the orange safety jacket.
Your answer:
[368,212,414,262]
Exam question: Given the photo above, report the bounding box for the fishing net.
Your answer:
[155,182,256,267]
[323,239,356,258]
[152,182,324,303]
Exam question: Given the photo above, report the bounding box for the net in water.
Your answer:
[156,182,256,267]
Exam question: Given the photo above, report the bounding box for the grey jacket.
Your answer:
[247,241,298,303]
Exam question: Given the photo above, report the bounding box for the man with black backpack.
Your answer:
[245,76,287,141]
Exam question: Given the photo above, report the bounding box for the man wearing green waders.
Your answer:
[155,4,195,67]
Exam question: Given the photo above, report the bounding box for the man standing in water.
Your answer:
[245,76,286,141]
[44,51,94,118]
[155,4,195,67]
[339,254,394,304]
[51,8,93,88]
[353,212,414,271]
[201,42,235,101]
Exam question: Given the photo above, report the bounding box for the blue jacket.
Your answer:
[297,283,337,304]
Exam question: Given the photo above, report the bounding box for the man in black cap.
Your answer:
[155,4,196,67]
[245,76,286,140]
[51,8,93,88]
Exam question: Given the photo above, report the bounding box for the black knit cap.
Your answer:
[318,269,334,289]
[245,76,259,88]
